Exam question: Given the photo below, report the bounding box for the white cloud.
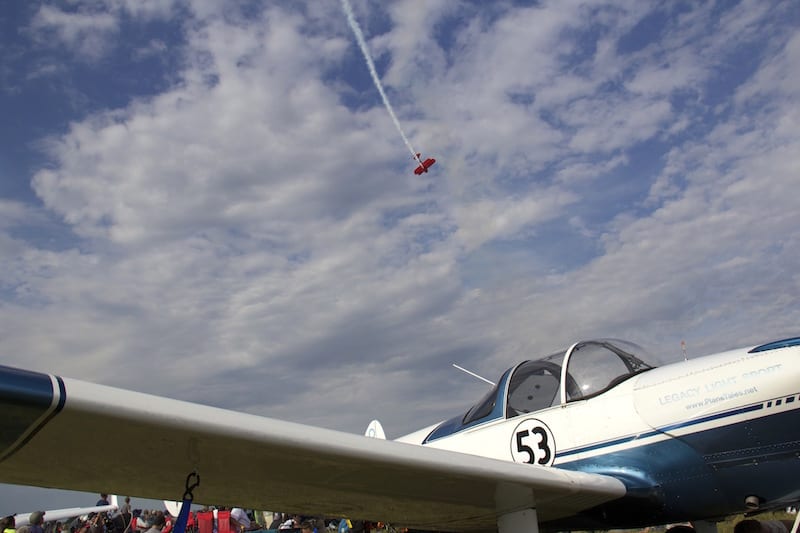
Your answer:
[453,190,577,251]
[735,31,800,104]
[132,38,168,61]
[28,0,179,61]
[30,5,119,61]
[625,58,703,96]
[1,1,799,450]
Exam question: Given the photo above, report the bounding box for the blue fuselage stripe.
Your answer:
[550,403,800,527]
[557,401,765,459]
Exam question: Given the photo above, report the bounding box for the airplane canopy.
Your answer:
[426,339,656,442]
[510,339,655,413]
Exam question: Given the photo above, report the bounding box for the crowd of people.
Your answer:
[192,509,376,533]
[0,496,374,533]
[3,495,795,533]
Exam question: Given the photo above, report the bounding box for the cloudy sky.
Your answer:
[1,0,799,514]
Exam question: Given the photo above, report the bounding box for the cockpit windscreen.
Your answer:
[425,339,657,443]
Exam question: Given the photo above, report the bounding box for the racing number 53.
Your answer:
[511,419,555,466]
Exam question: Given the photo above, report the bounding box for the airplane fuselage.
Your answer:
[400,339,800,529]
[1,338,798,533]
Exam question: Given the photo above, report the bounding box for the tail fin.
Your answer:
[364,419,386,439]
[164,500,182,517]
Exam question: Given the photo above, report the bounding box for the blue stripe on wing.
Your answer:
[0,365,64,462]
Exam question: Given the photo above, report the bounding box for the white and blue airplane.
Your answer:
[1,337,799,533]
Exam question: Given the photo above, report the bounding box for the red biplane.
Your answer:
[413,153,436,175]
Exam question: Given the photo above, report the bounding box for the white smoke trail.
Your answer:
[341,0,420,162]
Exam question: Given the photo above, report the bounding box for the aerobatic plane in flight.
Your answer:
[413,153,436,175]
[1,336,799,533]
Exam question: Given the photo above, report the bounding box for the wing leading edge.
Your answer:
[14,500,119,527]
[0,365,625,532]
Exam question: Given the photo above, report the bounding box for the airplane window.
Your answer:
[565,340,653,401]
[505,360,563,417]
[462,383,499,425]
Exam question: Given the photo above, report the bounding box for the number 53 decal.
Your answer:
[510,419,556,466]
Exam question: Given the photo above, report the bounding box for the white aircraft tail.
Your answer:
[164,500,182,517]
[365,419,386,439]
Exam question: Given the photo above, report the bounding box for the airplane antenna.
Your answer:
[452,363,495,386]
[681,340,688,361]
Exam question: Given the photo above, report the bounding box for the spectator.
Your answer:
[267,515,281,531]
[29,513,45,533]
[735,519,795,533]
[161,514,172,533]
[97,496,110,507]
[135,512,151,533]
[1,516,15,533]
[228,510,250,532]
[85,514,104,533]
[144,514,165,533]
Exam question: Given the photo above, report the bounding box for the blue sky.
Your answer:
[1,0,799,515]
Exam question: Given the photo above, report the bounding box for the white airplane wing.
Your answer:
[14,497,119,527]
[0,366,625,532]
